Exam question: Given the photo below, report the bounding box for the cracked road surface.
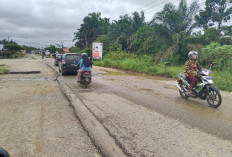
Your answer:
[44,57,232,157]
[0,58,101,157]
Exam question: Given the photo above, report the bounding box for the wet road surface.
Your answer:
[61,66,232,141]
[45,57,232,156]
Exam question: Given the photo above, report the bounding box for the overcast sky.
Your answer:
[0,0,205,48]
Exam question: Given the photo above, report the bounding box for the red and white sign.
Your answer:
[92,42,103,59]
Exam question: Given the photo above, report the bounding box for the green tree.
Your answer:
[73,12,110,49]
[195,0,232,30]
[221,26,232,36]
[95,35,111,53]
[152,0,199,62]
[22,45,39,52]
[45,45,57,54]
[205,27,221,42]
[0,39,9,45]
[211,0,232,30]
[4,42,23,52]
[107,12,145,51]
[131,11,145,34]
[70,47,81,53]
[133,25,173,54]
[194,0,215,30]
[153,0,199,33]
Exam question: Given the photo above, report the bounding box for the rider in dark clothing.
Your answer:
[77,53,92,82]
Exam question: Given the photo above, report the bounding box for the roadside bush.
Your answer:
[201,43,232,72]
[94,51,232,92]
[10,52,26,58]
[81,48,92,57]
[0,64,9,74]
[0,51,25,58]
[212,70,232,92]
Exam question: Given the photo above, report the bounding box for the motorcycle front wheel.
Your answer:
[207,86,222,108]
[179,83,189,99]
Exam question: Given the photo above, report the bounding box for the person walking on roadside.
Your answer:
[77,53,92,82]
[42,51,45,59]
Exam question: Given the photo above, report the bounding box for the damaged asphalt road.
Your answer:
[0,58,101,157]
[44,56,232,157]
[1,55,232,157]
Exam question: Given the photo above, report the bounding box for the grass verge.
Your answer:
[94,52,232,92]
[0,64,9,74]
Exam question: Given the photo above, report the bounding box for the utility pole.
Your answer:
[61,41,64,49]
[60,41,64,52]
[7,36,10,42]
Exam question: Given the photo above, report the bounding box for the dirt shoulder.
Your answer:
[0,58,101,157]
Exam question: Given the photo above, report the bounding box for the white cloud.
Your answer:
[0,0,205,48]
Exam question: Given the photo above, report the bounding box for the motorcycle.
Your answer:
[79,71,92,88]
[176,64,222,108]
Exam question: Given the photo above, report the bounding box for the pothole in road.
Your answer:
[8,71,41,74]
[139,88,153,92]
[92,71,108,76]
[95,70,128,76]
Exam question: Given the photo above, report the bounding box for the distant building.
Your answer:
[45,50,50,56]
[57,48,70,53]
[21,50,26,54]
[0,44,3,51]
[63,48,70,53]
[30,50,41,54]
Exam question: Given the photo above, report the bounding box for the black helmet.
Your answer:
[81,53,87,56]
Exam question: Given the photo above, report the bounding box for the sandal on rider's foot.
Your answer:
[188,92,196,98]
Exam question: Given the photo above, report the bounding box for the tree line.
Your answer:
[73,0,232,64]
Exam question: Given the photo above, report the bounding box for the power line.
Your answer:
[145,0,206,15]
[143,0,179,13]
[144,0,180,15]
[142,1,167,12]
[135,0,161,11]
[113,0,206,21]
[113,0,172,21]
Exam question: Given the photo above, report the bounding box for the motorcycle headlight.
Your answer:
[202,76,213,80]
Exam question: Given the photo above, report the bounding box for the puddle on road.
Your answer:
[96,69,128,76]
[139,88,153,92]
[163,85,179,91]
[96,68,174,81]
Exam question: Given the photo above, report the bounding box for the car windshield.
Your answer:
[66,55,81,61]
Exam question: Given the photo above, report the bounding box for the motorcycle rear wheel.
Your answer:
[207,87,222,108]
[84,82,88,88]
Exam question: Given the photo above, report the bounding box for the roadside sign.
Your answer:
[92,42,103,60]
